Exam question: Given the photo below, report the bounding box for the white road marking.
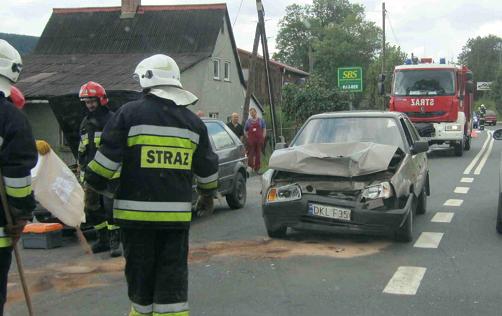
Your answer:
[383,266,427,295]
[444,199,463,206]
[460,177,474,183]
[414,232,444,248]
[464,130,492,175]
[454,187,469,194]
[431,212,454,223]
[474,132,495,175]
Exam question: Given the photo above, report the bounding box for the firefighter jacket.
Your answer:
[78,106,112,175]
[0,93,38,248]
[85,94,219,229]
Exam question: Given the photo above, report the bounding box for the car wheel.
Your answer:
[394,199,414,242]
[454,140,463,157]
[266,224,287,238]
[464,135,471,151]
[416,187,427,215]
[226,172,247,209]
[497,201,502,234]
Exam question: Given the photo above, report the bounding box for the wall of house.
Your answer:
[23,102,76,165]
[183,16,246,124]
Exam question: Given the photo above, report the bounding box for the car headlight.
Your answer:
[266,183,302,203]
[445,124,462,131]
[361,182,393,200]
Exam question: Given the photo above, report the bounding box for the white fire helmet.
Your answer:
[0,39,22,83]
[133,54,198,106]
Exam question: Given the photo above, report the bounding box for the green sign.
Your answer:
[337,67,363,92]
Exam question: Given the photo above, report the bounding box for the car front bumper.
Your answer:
[262,193,413,237]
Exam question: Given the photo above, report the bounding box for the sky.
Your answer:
[2,0,502,63]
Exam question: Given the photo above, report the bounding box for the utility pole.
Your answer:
[242,24,261,123]
[256,0,278,148]
[381,2,386,109]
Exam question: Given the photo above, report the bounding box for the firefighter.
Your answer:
[84,54,218,316]
[0,39,38,315]
[78,81,121,257]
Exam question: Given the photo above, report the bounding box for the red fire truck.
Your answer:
[389,59,474,156]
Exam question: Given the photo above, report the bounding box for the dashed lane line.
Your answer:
[444,199,463,207]
[460,177,474,183]
[431,212,454,223]
[454,187,469,194]
[383,266,427,295]
[464,130,492,175]
[414,232,444,248]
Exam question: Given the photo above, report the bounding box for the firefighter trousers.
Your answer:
[0,247,12,316]
[122,228,189,316]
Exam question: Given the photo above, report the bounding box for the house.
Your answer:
[238,48,309,108]
[17,0,263,164]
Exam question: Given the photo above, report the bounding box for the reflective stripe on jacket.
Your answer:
[0,227,12,248]
[85,94,218,229]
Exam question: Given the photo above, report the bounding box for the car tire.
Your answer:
[394,199,414,242]
[226,172,247,209]
[454,140,463,157]
[464,135,471,151]
[266,224,287,238]
[416,187,427,215]
[497,202,502,234]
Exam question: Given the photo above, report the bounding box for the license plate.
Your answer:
[308,203,351,221]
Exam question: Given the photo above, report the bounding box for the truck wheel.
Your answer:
[464,136,471,151]
[226,172,247,209]
[454,140,463,157]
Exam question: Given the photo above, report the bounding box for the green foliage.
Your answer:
[458,35,502,82]
[490,68,502,112]
[280,74,349,125]
[0,33,39,56]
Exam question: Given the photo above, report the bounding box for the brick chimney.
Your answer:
[121,0,140,19]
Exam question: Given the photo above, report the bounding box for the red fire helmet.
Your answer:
[79,81,109,106]
[10,85,25,109]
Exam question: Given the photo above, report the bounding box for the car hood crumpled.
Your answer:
[268,142,400,177]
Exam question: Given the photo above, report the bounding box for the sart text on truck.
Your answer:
[388,60,474,157]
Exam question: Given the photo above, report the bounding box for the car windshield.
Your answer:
[393,69,455,96]
[292,117,405,149]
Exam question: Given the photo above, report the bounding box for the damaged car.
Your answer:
[261,111,430,242]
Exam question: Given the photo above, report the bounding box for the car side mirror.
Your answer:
[411,140,429,154]
[493,129,502,140]
[275,142,288,150]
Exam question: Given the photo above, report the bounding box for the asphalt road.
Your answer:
[6,126,502,316]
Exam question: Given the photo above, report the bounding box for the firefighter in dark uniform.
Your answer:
[0,39,38,316]
[78,81,121,257]
[85,54,218,316]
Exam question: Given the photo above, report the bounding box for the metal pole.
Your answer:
[242,24,261,124]
[256,0,278,148]
[381,2,386,110]
[0,170,34,316]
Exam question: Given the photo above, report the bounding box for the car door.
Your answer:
[205,121,237,193]
[401,117,427,196]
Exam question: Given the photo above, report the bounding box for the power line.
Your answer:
[232,0,244,27]
[386,11,401,48]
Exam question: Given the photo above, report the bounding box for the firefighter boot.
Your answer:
[92,229,110,254]
[109,229,122,258]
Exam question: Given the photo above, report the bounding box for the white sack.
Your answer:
[31,151,86,227]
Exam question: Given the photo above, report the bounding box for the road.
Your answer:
[6,126,502,316]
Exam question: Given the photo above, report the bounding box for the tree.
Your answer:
[458,35,502,82]
[490,68,502,112]
[281,74,349,125]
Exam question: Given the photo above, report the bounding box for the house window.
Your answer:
[59,128,70,150]
[224,62,230,81]
[213,59,220,80]
[209,112,219,119]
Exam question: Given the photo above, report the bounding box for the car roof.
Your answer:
[309,111,405,120]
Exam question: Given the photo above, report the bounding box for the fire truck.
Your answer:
[388,58,474,156]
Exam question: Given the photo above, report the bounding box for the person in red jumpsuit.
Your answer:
[244,108,266,173]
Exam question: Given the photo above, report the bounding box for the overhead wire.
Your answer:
[386,11,401,48]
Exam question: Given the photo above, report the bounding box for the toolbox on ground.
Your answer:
[21,223,64,249]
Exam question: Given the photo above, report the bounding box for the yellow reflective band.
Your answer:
[114,209,192,222]
[111,171,121,179]
[197,180,218,190]
[128,135,197,150]
[88,160,116,179]
[94,221,108,230]
[0,237,12,248]
[107,224,120,230]
[140,146,193,170]
[95,137,101,147]
[5,185,32,198]
[78,140,87,153]
[153,312,189,316]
